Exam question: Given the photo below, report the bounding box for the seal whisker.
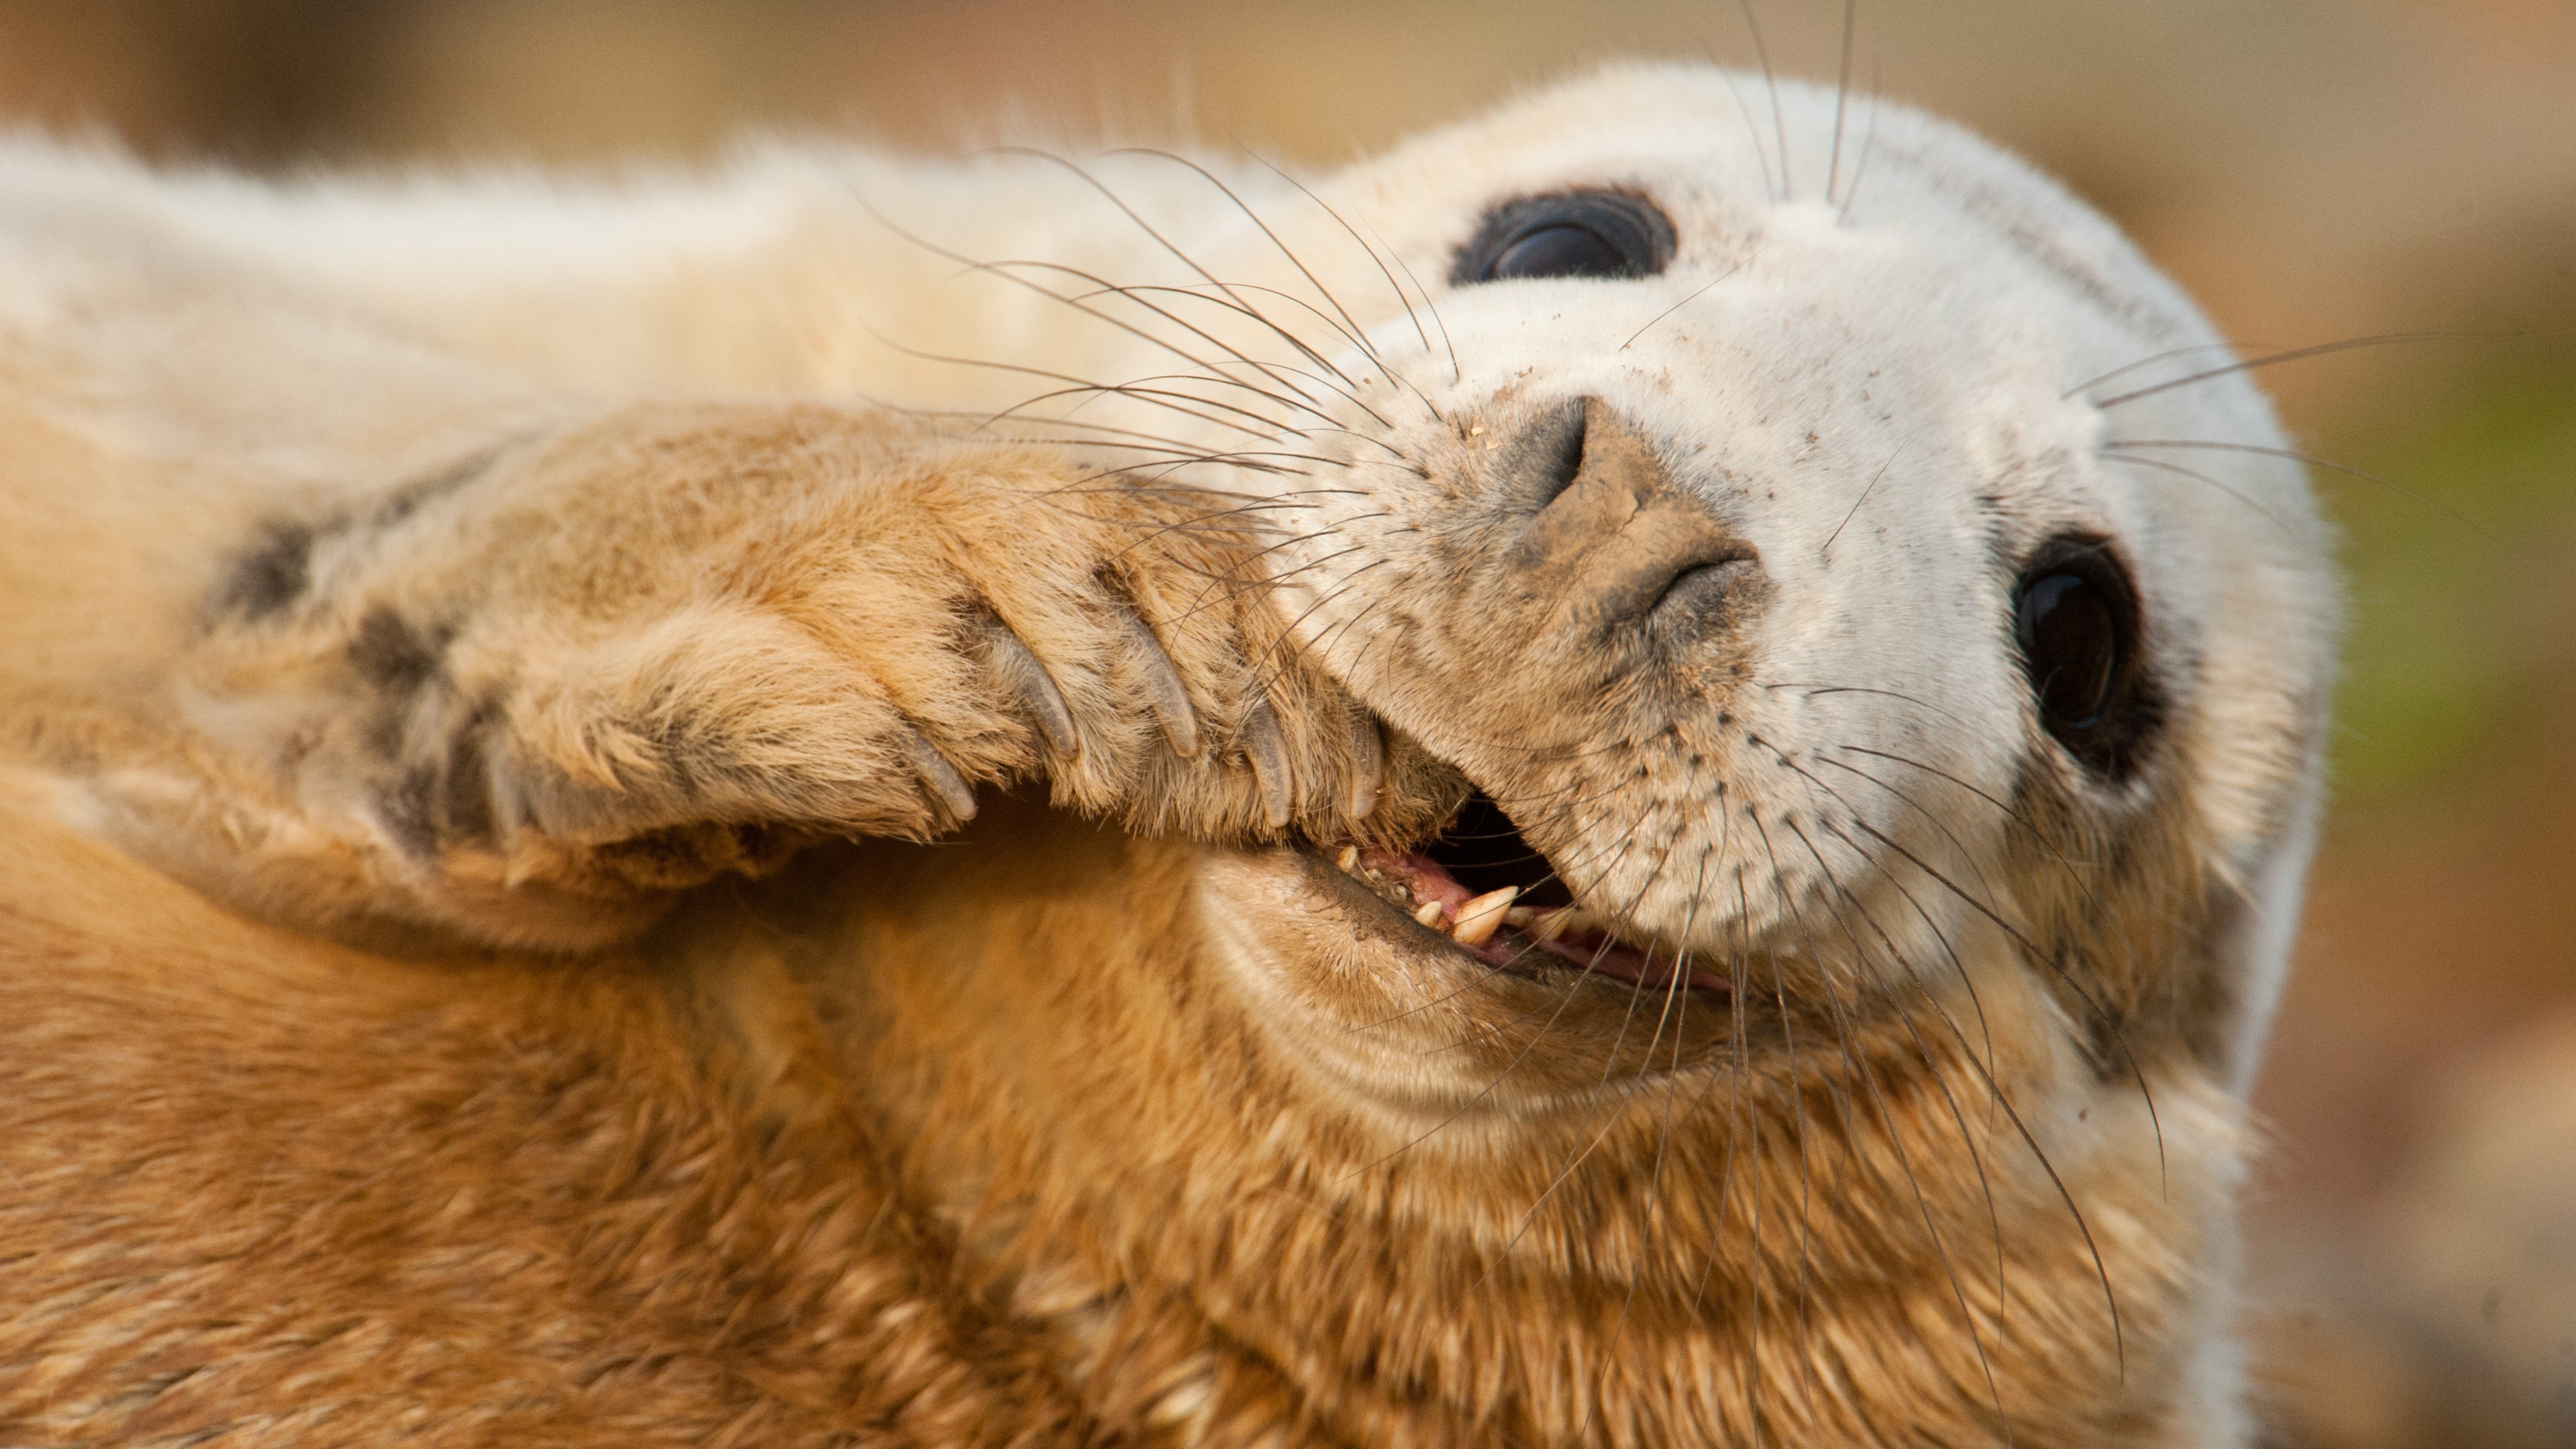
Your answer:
[1104,148,1412,415]
[2096,449,2299,533]
[853,325,1291,441]
[1369,216,1465,384]
[1735,0,1792,201]
[851,186,1339,426]
[1004,370,1316,434]
[1835,68,1886,225]
[2105,436,2483,533]
[1794,839,2014,1438]
[1048,284,1420,453]
[1715,66,1780,207]
[1825,0,1858,207]
[1578,863,1710,1446]
[2085,328,2504,410]
[993,144,1374,393]
[1833,745,2094,867]
[1248,152,1448,420]
[1165,280,1403,429]
[976,257,1346,423]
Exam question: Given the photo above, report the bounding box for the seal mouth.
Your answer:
[1324,789,1730,995]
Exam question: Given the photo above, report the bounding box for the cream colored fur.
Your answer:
[0,64,2334,1446]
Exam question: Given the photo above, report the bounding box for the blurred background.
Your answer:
[1,1,2566,1442]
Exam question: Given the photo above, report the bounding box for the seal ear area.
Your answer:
[2012,533,2160,779]
[1449,189,1676,284]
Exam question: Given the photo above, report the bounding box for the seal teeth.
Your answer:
[1529,908,1581,943]
[1452,886,1517,947]
[1411,899,1448,929]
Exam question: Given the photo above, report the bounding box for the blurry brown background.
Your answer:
[2,1,2568,1443]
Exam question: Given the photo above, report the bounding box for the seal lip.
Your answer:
[1323,838,1733,994]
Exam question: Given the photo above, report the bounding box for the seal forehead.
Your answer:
[1342,63,2207,353]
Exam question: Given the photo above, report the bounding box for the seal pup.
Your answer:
[0,62,2334,1446]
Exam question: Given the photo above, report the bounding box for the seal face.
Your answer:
[934,62,2336,1440]
[0,59,2337,1448]
[1020,61,2330,1073]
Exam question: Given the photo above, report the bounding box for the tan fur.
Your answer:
[0,66,2332,1446]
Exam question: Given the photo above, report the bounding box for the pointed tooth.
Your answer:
[1411,899,1448,930]
[1334,844,1360,873]
[1530,909,1574,943]
[1452,886,1517,947]
[1502,906,1536,928]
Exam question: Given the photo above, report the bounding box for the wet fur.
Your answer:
[0,64,2332,1446]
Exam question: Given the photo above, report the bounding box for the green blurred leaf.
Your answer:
[2319,362,2576,802]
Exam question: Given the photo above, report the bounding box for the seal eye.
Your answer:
[2012,537,2147,775]
[1452,191,1676,284]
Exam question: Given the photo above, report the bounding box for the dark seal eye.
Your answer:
[1452,191,1676,284]
[2012,536,2149,775]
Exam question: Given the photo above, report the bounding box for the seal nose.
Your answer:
[1495,396,1762,646]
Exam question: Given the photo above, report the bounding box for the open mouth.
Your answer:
[1327,790,1729,995]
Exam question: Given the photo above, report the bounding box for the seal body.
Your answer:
[0,64,2333,1446]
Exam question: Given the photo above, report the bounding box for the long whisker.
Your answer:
[847,188,1326,427]
[1834,68,1884,226]
[2096,451,2291,532]
[1248,152,1448,420]
[1107,148,1400,392]
[1784,822,2013,1439]
[1715,68,1780,207]
[1828,841,2131,1379]
[1165,281,1400,429]
[1576,856,1713,1446]
[979,145,1369,394]
[1835,745,2088,866]
[1752,736,2129,1074]
[2084,329,2507,409]
[1825,0,1858,206]
[1820,429,1911,561]
[989,372,1308,437]
[2104,437,2484,535]
[1742,812,1847,1420]
[975,259,1354,427]
[1620,254,1753,353]
[1762,678,1974,733]
[1735,0,1792,201]
[855,325,1285,442]
[2059,341,2266,402]
[1373,220,1464,384]
[1055,285,1415,446]
[1833,803,2167,1187]
[1805,752,2002,908]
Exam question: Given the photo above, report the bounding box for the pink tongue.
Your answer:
[1364,847,1476,912]
[1362,845,1730,994]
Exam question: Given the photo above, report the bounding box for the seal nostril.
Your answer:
[1646,553,1760,639]
[1493,397,1590,515]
